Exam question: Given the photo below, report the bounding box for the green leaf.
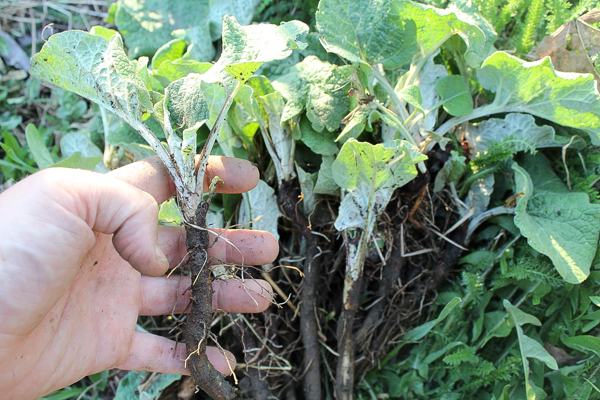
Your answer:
[562,335,600,358]
[465,113,575,155]
[225,61,263,84]
[89,26,118,41]
[53,152,102,171]
[503,299,542,327]
[274,56,352,132]
[31,32,152,126]
[390,1,495,68]
[202,16,308,90]
[162,75,211,192]
[159,198,183,226]
[333,139,426,232]
[207,0,259,39]
[179,22,215,62]
[433,150,466,192]
[478,52,600,144]
[398,85,424,114]
[296,163,318,215]
[239,180,281,241]
[114,0,209,59]
[405,297,462,340]
[60,132,103,160]
[314,155,339,195]
[505,300,558,400]
[435,75,473,117]
[152,60,212,90]
[300,116,338,156]
[25,124,53,169]
[41,388,85,400]
[114,371,180,400]
[316,0,417,69]
[151,38,187,70]
[512,163,600,283]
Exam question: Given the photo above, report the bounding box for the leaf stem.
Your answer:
[196,81,242,198]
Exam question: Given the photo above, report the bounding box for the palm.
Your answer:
[20,234,142,397]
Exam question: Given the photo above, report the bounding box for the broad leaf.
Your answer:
[239,180,281,241]
[203,16,308,90]
[465,113,571,155]
[207,0,260,39]
[433,150,466,192]
[512,163,600,283]
[333,139,426,232]
[314,155,339,195]
[114,0,209,59]
[31,32,152,129]
[505,300,558,400]
[390,0,495,67]
[274,56,352,132]
[435,75,473,117]
[478,52,600,144]
[316,0,417,69]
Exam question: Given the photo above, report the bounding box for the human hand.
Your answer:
[0,156,278,399]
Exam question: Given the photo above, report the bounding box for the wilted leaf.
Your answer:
[528,10,600,85]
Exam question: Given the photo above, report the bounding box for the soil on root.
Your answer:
[184,200,236,400]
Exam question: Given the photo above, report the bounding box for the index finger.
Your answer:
[109,155,259,203]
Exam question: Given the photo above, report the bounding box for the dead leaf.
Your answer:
[543,342,580,365]
[177,376,196,400]
[528,9,600,85]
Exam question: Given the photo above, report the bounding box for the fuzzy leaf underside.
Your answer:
[479,52,600,144]
[465,113,568,155]
[239,179,282,241]
[512,163,600,283]
[333,139,426,232]
[30,32,152,126]
[316,0,417,70]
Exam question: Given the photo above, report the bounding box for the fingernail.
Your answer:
[155,243,169,266]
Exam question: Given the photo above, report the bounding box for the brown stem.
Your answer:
[278,179,323,400]
[184,200,236,400]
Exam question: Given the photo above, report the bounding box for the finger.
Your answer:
[109,155,260,204]
[157,226,279,268]
[139,276,273,315]
[38,168,169,277]
[116,331,235,376]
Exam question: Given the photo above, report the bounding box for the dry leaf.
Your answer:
[528,9,600,84]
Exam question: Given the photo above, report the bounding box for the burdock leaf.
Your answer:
[478,52,600,144]
[390,0,496,68]
[273,56,352,132]
[31,31,152,124]
[316,0,417,69]
[512,163,600,283]
[333,139,426,231]
[203,15,308,89]
[435,75,473,117]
